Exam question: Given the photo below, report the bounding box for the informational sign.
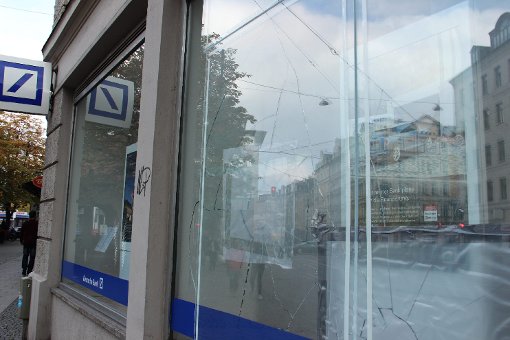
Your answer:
[0,55,51,115]
[32,176,43,189]
[0,211,29,219]
[424,204,438,222]
[62,261,128,306]
[371,184,420,225]
[14,212,29,219]
[85,76,134,128]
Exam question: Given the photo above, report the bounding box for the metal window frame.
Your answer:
[59,27,146,325]
[74,28,145,104]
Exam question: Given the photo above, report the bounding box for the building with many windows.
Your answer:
[452,12,510,223]
[474,13,510,223]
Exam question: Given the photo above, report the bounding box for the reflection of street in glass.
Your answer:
[177,2,510,339]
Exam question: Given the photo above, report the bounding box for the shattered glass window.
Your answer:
[172,0,510,339]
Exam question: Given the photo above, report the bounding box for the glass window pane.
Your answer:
[365,1,510,339]
[174,1,510,339]
[495,66,502,87]
[496,103,504,124]
[501,177,508,200]
[498,140,506,162]
[62,44,144,312]
[175,1,350,338]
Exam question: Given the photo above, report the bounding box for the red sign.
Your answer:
[32,176,43,189]
[424,204,437,222]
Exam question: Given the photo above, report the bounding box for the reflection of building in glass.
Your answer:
[452,12,510,223]
[284,114,468,229]
[284,178,315,242]
[314,116,467,228]
[222,130,294,268]
[366,115,467,226]
[313,140,344,228]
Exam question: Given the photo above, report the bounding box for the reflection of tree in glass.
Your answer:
[75,45,144,272]
[202,34,256,170]
[192,34,257,265]
[81,45,144,183]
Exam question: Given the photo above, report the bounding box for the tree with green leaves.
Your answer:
[184,33,258,267]
[0,111,45,224]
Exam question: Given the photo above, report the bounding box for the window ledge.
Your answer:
[51,286,126,339]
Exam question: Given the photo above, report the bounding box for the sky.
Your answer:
[1,0,509,184]
[0,0,54,60]
[0,0,55,128]
[201,0,510,192]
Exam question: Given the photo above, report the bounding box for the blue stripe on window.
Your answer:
[62,260,129,306]
[171,298,310,339]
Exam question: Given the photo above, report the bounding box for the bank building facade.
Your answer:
[28,0,510,339]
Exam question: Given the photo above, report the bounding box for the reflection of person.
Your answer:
[0,220,8,243]
[250,263,265,300]
[20,211,38,276]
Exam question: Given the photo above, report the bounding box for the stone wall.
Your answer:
[53,0,71,25]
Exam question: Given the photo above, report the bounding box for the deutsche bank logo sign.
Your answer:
[86,76,134,128]
[0,55,51,115]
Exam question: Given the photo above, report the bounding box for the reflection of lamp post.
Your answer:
[318,98,330,106]
[456,207,464,222]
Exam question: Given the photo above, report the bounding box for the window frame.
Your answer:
[60,32,146,321]
[508,59,510,82]
[486,144,493,166]
[498,140,506,162]
[482,74,488,95]
[495,66,502,88]
[496,103,504,125]
[501,177,508,200]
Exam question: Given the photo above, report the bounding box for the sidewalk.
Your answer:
[0,299,22,338]
[0,241,24,338]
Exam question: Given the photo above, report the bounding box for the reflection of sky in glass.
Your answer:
[185,2,510,337]
[205,0,510,191]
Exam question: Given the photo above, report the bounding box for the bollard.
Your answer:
[18,276,32,319]
[18,276,32,340]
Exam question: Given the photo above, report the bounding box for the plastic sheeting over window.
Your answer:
[173,0,510,339]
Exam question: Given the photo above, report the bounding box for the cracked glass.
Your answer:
[173,0,510,339]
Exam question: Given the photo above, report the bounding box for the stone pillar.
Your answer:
[28,87,74,340]
[125,0,186,339]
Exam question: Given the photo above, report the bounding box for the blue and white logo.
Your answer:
[0,55,51,115]
[62,261,129,306]
[86,76,134,128]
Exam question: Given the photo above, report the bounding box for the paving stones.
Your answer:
[0,242,24,339]
[0,298,22,339]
